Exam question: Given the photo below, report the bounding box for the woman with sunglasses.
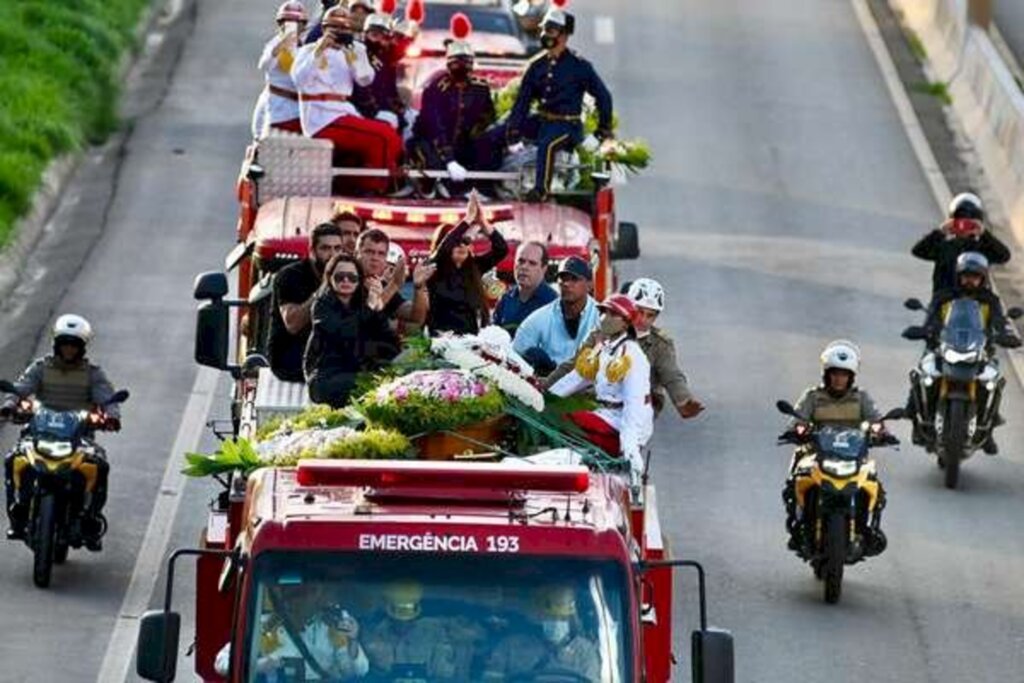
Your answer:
[425,193,509,335]
[304,254,400,406]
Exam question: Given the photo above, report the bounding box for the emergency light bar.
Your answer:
[295,460,591,493]
[330,200,515,226]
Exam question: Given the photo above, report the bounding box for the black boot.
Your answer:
[982,435,999,455]
[82,456,109,551]
[6,505,27,541]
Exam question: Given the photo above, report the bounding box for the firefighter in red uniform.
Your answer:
[548,294,653,485]
[291,5,403,193]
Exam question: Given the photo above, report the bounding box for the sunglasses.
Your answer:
[332,271,360,284]
[459,237,474,246]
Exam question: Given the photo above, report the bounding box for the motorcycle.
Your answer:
[776,400,903,604]
[0,379,128,588]
[902,297,1023,489]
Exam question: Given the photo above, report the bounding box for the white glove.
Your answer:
[581,134,600,153]
[507,142,526,155]
[376,110,400,130]
[447,160,468,183]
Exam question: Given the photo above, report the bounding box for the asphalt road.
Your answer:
[2,0,1024,681]
[994,0,1024,68]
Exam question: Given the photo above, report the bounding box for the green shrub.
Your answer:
[0,0,151,248]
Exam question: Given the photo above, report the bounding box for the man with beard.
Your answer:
[353,13,407,134]
[269,223,345,381]
[408,39,498,195]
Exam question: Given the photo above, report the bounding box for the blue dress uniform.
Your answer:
[506,50,613,196]
[409,71,498,170]
[353,49,405,129]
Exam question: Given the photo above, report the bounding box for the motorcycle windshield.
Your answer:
[243,552,630,682]
[30,408,80,442]
[940,298,987,352]
[813,426,866,460]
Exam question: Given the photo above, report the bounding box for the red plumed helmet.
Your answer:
[450,12,472,39]
[551,0,569,7]
[598,294,640,325]
[406,0,424,23]
[380,0,396,13]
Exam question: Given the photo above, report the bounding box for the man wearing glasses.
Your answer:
[492,241,557,335]
[513,256,599,375]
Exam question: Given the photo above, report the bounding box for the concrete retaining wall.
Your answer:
[891,0,1024,240]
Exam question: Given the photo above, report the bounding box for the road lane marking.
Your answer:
[851,0,1024,410]
[595,16,615,45]
[95,366,220,683]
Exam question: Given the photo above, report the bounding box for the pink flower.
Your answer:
[393,386,409,402]
[473,382,486,396]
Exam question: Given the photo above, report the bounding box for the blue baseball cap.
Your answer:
[557,256,592,281]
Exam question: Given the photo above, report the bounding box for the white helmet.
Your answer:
[947,192,983,220]
[52,314,93,345]
[820,340,860,374]
[626,278,664,312]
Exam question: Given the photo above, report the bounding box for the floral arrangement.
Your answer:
[431,327,545,412]
[184,406,411,479]
[356,369,504,436]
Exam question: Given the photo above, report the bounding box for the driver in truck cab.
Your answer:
[362,579,484,681]
[483,583,601,682]
[215,582,370,681]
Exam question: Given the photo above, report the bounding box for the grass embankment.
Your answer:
[0,0,152,248]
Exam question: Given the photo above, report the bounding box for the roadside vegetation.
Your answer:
[0,0,151,248]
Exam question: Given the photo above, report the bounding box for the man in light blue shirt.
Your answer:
[513,256,599,374]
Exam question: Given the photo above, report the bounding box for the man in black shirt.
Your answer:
[331,208,365,256]
[268,223,345,381]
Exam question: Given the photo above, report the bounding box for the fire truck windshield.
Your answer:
[242,552,631,682]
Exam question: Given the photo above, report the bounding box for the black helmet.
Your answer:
[948,192,984,221]
[955,251,989,279]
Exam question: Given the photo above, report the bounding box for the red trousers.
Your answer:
[271,118,303,134]
[314,115,402,193]
[568,410,621,456]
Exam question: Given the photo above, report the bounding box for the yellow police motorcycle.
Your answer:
[776,400,902,604]
[0,379,128,588]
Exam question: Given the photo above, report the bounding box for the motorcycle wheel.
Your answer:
[823,513,846,605]
[32,494,57,589]
[942,399,967,490]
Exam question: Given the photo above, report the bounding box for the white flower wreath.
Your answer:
[431,326,546,412]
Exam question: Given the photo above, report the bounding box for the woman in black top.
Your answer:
[304,254,400,407]
[426,193,509,335]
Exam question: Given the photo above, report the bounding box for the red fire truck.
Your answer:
[134,459,733,683]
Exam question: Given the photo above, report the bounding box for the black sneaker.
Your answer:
[982,437,999,455]
[85,537,102,552]
[6,527,25,541]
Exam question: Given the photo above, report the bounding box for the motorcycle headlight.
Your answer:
[34,440,74,459]
[820,459,859,478]
[942,348,980,364]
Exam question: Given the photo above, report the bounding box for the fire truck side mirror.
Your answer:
[196,300,230,371]
[194,271,229,301]
[691,628,735,683]
[136,610,181,682]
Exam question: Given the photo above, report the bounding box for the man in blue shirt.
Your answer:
[493,241,557,335]
[504,8,614,202]
[513,255,599,375]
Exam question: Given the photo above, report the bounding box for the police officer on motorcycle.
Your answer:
[909,252,1020,454]
[782,341,889,551]
[789,340,881,432]
[1,315,122,550]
